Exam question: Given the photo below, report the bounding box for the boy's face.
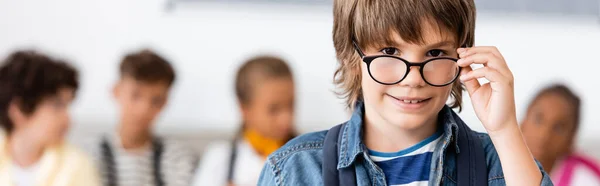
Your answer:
[11,88,75,147]
[113,77,170,135]
[361,21,457,131]
[242,78,295,141]
[521,93,577,172]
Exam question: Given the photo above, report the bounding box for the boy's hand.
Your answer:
[457,47,546,185]
[456,46,517,134]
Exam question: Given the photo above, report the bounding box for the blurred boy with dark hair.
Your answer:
[0,50,100,186]
[88,49,196,186]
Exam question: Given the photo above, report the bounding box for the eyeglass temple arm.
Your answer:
[351,39,365,58]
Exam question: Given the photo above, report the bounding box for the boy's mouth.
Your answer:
[386,94,432,110]
[400,99,428,104]
[387,94,432,103]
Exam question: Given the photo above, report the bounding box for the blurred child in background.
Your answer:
[0,50,100,186]
[87,49,196,186]
[521,84,600,185]
[193,56,296,186]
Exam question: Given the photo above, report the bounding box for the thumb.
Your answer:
[460,66,480,96]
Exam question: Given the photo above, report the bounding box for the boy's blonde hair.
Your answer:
[333,0,476,110]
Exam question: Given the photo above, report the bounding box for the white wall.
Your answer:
[0,0,599,150]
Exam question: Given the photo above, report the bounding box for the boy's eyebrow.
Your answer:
[425,40,455,48]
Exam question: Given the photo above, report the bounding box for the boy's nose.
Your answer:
[398,66,426,87]
[133,102,152,116]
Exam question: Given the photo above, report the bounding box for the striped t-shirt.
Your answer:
[86,135,197,186]
[368,131,442,186]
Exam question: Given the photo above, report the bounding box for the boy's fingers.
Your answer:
[460,67,506,85]
[457,53,492,66]
[460,66,480,95]
[458,46,504,60]
[457,53,510,76]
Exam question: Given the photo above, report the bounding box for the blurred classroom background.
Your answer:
[0,0,599,158]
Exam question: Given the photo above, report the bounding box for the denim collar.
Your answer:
[337,101,461,168]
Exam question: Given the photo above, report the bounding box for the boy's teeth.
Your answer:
[402,99,423,104]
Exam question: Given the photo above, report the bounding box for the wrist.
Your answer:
[487,119,520,139]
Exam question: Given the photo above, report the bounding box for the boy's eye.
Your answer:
[380,48,399,55]
[426,49,446,57]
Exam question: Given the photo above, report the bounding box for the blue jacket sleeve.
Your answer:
[258,161,279,186]
[478,133,554,186]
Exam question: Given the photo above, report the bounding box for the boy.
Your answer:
[89,49,196,186]
[258,0,552,185]
[0,50,100,186]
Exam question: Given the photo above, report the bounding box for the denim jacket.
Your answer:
[258,102,553,186]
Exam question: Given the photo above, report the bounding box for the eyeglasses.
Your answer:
[352,40,461,87]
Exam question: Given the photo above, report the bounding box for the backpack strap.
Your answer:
[101,137,165,186]
[557,154,600,186]
[322,123,357,186]
[226,134,240,184]
[101,138,117,186]
[152,138,165,186]
[455,121,488,186]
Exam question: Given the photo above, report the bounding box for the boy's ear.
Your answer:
[8,99,26,127]
[238,101,250,119]
[112,82,121,99]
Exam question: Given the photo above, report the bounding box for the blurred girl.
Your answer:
[193,56,296,186]
[521,84,600,185]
